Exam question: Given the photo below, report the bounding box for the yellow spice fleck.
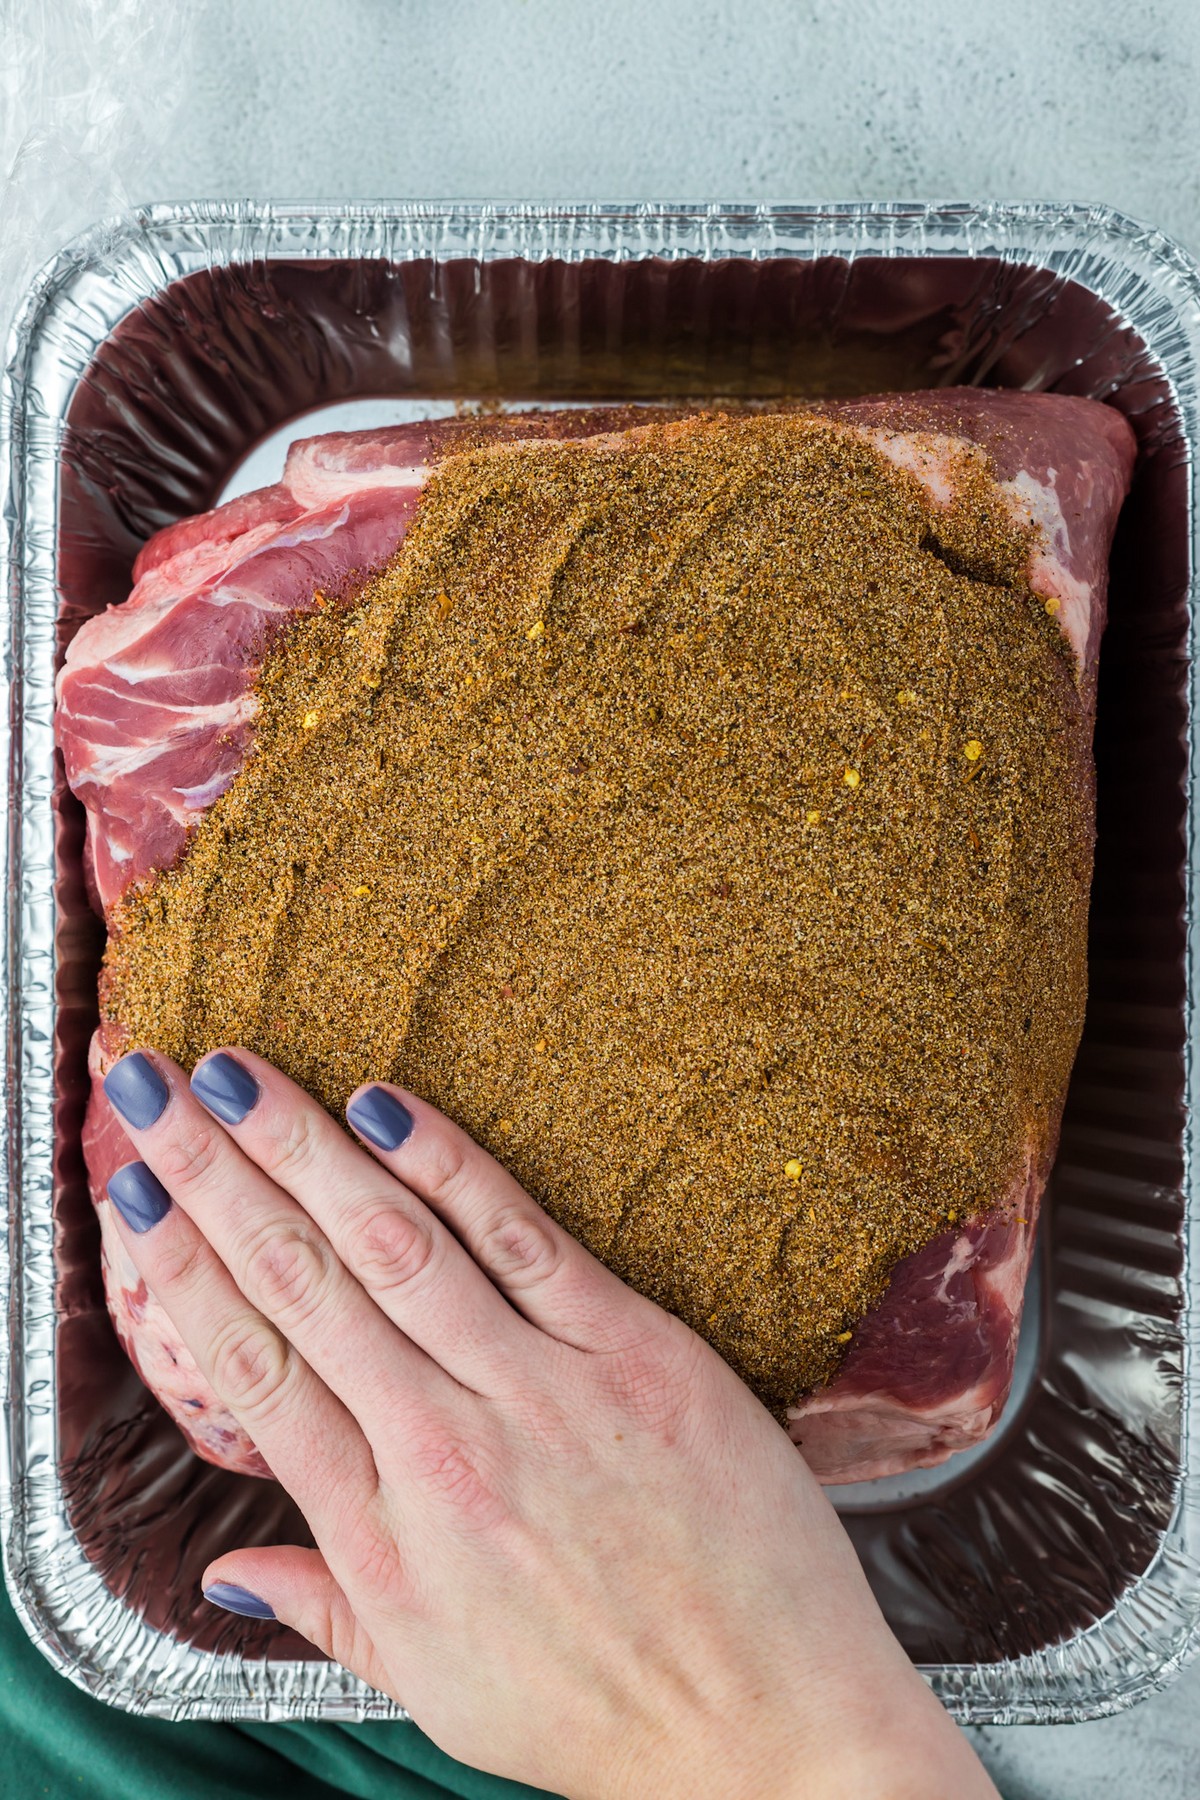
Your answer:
[963,739,984,762]
[534,1037,548,1053]
[805,809,821,825]
[526,619,546,641]
[434,591,453,620]
[898,688,918,705]
[498,1118,513,1133]
[784,1158,804,1180]
[843,768,860,788]
[1045,596,1061,616]
[302,710,320,730]
[352,884,371,898]
[835,1330,853,1343]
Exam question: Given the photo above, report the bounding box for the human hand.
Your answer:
[102,1048,996,1800]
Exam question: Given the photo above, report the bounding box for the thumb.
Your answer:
[201,1544,394,1696]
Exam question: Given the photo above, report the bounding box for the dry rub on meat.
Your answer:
[58,392,1135,1484]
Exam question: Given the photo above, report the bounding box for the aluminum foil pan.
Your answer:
[2,201,1199,1725]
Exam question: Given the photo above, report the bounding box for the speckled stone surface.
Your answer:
[87,0,1200,1792]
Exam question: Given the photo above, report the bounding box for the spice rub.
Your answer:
[101,412,1093,1412]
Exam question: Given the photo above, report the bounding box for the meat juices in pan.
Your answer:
[57,394,1135,1485]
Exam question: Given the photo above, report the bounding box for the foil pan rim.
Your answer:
[2,198,1199,1723]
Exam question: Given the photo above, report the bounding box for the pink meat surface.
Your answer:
[84,1035,271,1478]
[789,1172,1041,1482]
[61,392,1135,1485]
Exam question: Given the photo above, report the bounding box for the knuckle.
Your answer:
[603,1336,685,1439]
[242,1222,333,1327]
[344,1529,405,1598]
[350,1203,437,1292]
[419,1133,473,1207]
[262,1110,322,1185]
[506,1384,578,1458]
[154,1122,225,1191]
[151,1230,210,1294]
[209,1314,292,1420]
[320,1597,376,1671]
[479,1207,562,1289]
[407,1432,505,1529]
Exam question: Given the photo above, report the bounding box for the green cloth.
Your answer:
[0,1581,558,1800]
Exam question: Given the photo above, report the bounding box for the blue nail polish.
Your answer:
[108,1161,172,1233]
[346,1086,414,1151]
[190,1052,261,1125]
[203,1582,276,1621]
[103,1052,169,1130]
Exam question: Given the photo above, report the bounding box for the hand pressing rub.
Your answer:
[101,1047,998,1800]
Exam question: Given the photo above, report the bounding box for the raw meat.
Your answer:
[58,393,1135,1485]
[59,409,684,913]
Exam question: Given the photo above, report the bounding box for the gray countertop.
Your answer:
[33,0,1200,1791]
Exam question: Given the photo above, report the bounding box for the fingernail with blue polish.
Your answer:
[103,1051,169,1130]
[190,1052,261,1126]
[203,1582,276,1621]
[346,1086,414,1151]
[108,1162,172,1234]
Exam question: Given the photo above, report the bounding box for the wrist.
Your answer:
[758,1676,999,1800]
[627,1664,998,1800]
